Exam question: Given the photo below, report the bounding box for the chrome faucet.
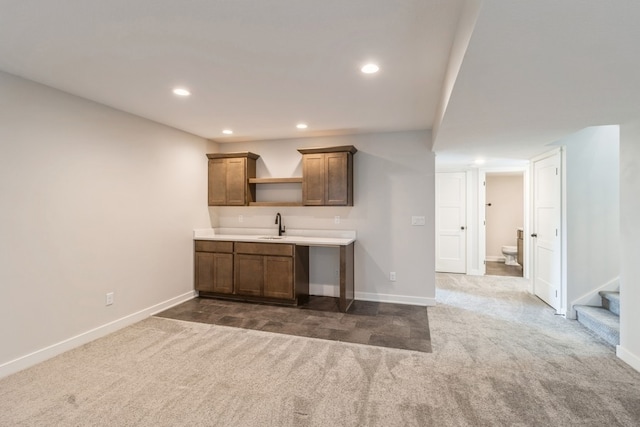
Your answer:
[275,212,286,236]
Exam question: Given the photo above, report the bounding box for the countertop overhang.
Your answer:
[193,228,356,247]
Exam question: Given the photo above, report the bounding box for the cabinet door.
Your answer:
[235,254,263,296]
[302,154,325,205]
[263,256,294,299]
[195,252,216,292]
[208,159,227,205]
[226,158,246,206]
[195,252,234,293]
[212,253,234,294]
[325,152,350,205]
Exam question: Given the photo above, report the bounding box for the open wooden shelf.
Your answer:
[207,145,355,207]
[249,177,303,184]
[249,201,303,207]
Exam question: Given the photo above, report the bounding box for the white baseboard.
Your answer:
[0,291,196,379]
[617,345,640,373]
[355,291,435,306]
[309,284,339,297]
[312,286,436,306]
[485,256,506,262]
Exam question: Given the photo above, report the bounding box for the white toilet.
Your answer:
[501,245,519,266]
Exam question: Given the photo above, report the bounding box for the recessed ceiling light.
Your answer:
[474,158,486,165]
[296,123,308,129]
[172,88,191,96]
[222,129,233,135]
[361,63,380,74]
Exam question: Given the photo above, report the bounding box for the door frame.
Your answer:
[477,166,530,279]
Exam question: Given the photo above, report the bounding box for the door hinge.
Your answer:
[556,168,558,175]
[556,229,558,236]
[555,290,558,297]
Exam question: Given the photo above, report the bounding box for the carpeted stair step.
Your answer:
[575,305,620,346]
[599,291,620,316]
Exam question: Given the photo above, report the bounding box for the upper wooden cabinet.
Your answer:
[206,146,356,207]
[298,146,357,206]
[207,152,259,206]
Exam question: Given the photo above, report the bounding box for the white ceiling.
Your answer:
[1,0,638,166]
[434,0,640,166]
[0,0,463,141]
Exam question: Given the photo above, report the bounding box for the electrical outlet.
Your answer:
[106,292,114,306]
[238,215,244,223]
[334,216,340,224]
[411,216,426,226]
[390,272,397,281]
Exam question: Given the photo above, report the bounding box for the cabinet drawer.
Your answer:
[195,240,234,253]
[235,242,293,257]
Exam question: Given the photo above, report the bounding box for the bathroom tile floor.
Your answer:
[486,261,523,277]
[156,296,431,352]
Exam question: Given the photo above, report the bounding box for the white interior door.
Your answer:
[532,153,561,310]
[436,172,466,273]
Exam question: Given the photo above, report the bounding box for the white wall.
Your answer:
[619,121,640,372]
[212,131,435,305]
[0,71,212,377]
[560,126,620,315]
[485,174,523,260]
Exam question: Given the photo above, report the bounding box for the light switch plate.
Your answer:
[411,216,426,226]
[334,216,340,224]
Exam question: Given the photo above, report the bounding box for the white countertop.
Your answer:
[193,228,356,247]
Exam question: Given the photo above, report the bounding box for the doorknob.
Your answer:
[531,233,538,238]
[461,226,466,231]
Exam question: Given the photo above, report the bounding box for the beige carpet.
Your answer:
[1,273,640,426]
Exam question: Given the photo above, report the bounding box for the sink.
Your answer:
[257,236,284,240]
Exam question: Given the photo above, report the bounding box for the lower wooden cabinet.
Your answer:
[195,240,308,305]
[194,241,234,294]
[263,256,294,299]
[235,254,294,299]
[234,254,265,296]
[195,252,234,294]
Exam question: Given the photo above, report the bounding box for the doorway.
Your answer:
[484,172,525,277]
[435,172,467,273]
